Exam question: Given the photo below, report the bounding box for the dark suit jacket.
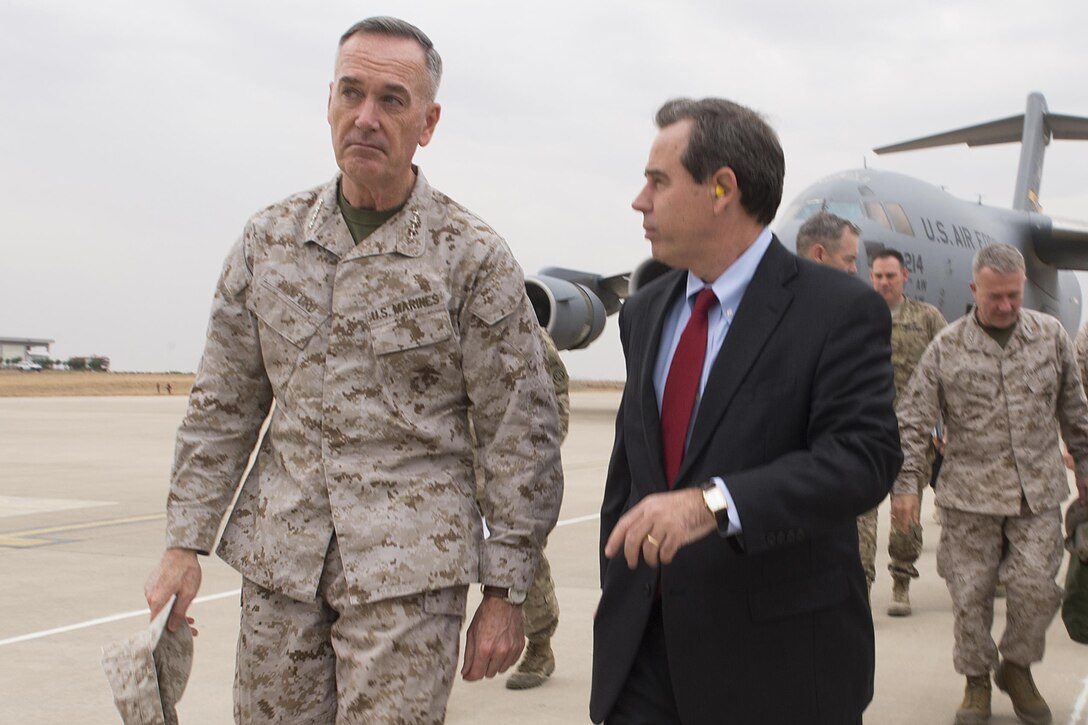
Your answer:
[591,239,902,725]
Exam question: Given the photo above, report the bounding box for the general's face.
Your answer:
[328,33,440,203]
[824,229,859,275]
[632,120,717,271]
[870,256,908,306]
[970,266,1025,328]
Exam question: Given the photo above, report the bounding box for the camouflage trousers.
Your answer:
[857,507,878,586]
[523,543,559,642]
[234,536,468,724]
[936,505,1063,676]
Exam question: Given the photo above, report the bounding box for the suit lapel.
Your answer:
[638,270,687,491]
[676,239,796,486]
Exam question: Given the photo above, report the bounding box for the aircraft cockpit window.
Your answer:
[792,200,865,223]
[885,203,915,236]
[863,202,892,229]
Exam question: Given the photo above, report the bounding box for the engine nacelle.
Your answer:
[525,275,607,351]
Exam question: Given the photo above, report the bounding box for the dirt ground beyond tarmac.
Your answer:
[0,370,195,397]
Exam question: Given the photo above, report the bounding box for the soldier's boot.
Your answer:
[888,577,912,617]
[994,661,1052,725]
[505,638,555,690]
[954,675,992,724]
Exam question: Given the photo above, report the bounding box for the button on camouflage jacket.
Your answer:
[166,172,563,604]
[894,308,1088,515]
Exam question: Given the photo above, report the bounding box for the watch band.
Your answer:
[481,584,526,605]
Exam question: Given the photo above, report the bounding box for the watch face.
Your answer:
[703,485,728,513]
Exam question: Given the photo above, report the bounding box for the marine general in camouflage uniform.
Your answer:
[144,17,563,724]
[870,249,946,616]
[892,244,1088,725]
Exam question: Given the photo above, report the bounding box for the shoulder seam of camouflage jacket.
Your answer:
[166,171,563,603]
[893,307,1088,515]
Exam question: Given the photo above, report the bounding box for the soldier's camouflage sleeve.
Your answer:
[540,330,570,442]
[166,231,274,553]
[1076,322,1088,401]
[460,244,564,595]
[1055,325,1088,479]
[893,338,943,496]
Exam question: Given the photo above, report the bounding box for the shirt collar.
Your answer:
[683,226,774,316]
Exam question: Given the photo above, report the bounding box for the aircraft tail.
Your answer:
[874,92,1088,213]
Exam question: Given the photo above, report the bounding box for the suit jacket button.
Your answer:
[643,583,652,597]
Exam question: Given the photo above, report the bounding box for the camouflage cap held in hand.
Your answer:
[101,595,193,724]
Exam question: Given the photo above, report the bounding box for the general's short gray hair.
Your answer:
[972,244,1025,278]
[795,211,860,258]
[339,17,443,101]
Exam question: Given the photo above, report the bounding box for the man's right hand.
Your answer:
[890,494,921,533]
[145,547,202,634]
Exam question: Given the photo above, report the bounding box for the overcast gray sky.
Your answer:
[3,0,1088,378]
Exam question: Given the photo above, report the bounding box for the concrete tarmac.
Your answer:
[1,393,1086,724]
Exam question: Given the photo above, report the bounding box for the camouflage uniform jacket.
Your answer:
[166,172,564,604]
[893,308,1088,515]
[890,296,947,404]
[1075,320,1088,394]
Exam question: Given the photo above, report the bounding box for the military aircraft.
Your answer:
[527,92,1088,349]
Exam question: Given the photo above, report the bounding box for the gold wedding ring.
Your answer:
[646,533,660,548]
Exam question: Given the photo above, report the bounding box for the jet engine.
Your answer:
[524,260,671,350]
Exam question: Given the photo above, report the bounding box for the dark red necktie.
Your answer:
[661,288,717,488]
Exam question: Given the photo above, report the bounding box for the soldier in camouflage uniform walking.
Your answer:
[144,17,563,724]
[870,249,947,616]
[505,330,569,690]
[893,244,1088,725]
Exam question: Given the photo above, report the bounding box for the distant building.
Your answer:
[1,337,54,363]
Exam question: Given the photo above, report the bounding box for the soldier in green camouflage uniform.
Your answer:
[870,250,947,615]
[893,244,1088,724]
[506,330,569,690]
[144,18,563,724]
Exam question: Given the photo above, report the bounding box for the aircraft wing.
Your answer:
[874,114,1026,153]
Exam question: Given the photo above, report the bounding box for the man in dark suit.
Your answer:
[590,98,902,725]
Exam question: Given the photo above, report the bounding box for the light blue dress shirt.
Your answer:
[652,227,774,535]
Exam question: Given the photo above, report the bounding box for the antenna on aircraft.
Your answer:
[873,93,1088,213]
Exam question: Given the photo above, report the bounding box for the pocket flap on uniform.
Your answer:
[370,307,453,356]
[249,280,321,349]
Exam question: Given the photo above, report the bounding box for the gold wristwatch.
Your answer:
[701,481,729,527]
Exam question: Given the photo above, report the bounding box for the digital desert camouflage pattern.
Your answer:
[519,330,567,642]
[886,296,945,581]
[1076,319,1088,397]
[234,537,466,724]
[166,171,563,606]
[889,296,947,405]
[856,297,945,585]
[936,505,1063,675]
[893,308,1088,513]
[856,507,877,586]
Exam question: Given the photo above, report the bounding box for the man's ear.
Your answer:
[418,103,442,147]
[711,168,738,209]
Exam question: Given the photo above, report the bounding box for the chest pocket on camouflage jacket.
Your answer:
[369,299,463,423]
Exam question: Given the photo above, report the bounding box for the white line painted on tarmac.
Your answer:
[0,589,240,647]
[554,512,600,527]
[0,511,602,646]
[1069,674,1088,725]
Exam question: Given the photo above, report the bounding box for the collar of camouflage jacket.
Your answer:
[304,169,429,261]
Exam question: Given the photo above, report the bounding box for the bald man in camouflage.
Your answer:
[893,244,1088,725]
